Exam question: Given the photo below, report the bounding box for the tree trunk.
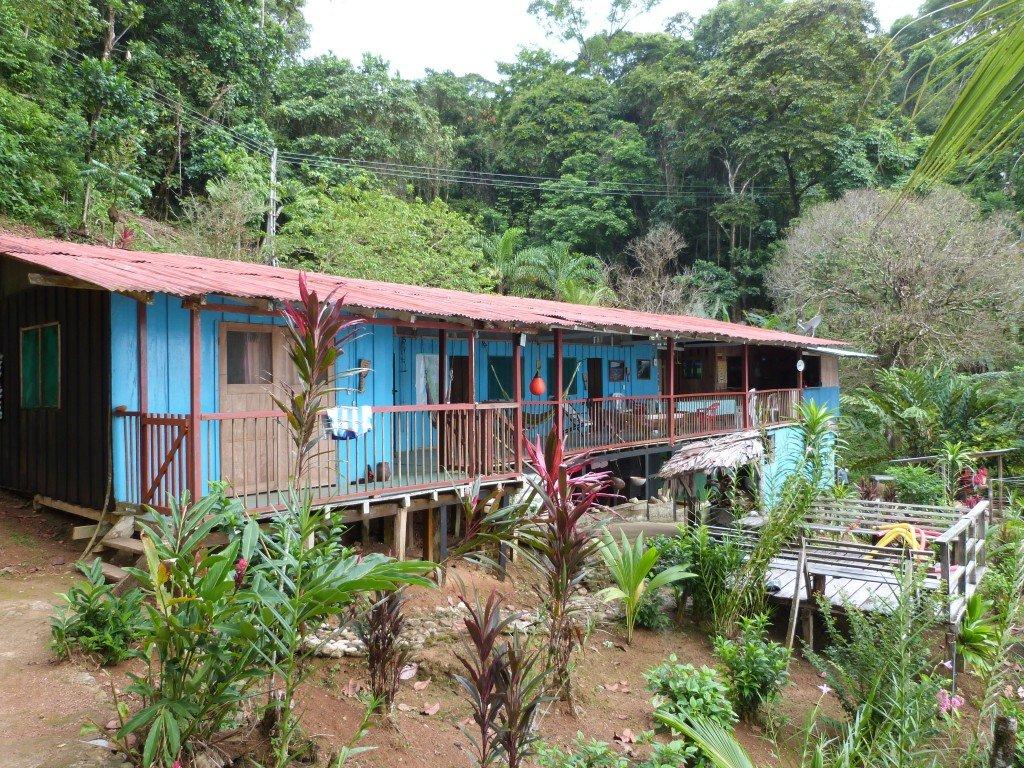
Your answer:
[990,715,1017,768]
[781,152,801,217]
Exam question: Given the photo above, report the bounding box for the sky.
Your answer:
[302,0,924,80]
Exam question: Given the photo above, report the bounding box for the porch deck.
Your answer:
[113,389,802,514]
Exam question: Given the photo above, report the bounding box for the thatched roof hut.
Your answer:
[658,429,764,479]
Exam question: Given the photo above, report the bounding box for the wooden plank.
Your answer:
[102,537,144,555]
[72,523,108,540]
[34,494,105,522]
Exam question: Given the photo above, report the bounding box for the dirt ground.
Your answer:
[0,493,846,768]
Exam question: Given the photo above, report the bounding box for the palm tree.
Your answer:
[483,227,527,294]
[515,242,607,302]
[903,2,1024,187]
[842,367,993,467]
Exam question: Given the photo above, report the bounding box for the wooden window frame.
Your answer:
[20,321,61,409]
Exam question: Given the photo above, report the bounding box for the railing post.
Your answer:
[667,337,675,445]
[187,306,202,501]
[513,334,523,473]
[554,328,564,445]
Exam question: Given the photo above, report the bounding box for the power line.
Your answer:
[44,39,775,202]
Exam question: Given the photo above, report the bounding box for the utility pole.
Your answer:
[266,147,278,266]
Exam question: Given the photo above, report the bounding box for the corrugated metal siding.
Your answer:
[1,286,111,507]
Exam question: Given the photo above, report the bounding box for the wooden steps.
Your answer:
[96,514,142,583]
[101,561,129,583]
[102,536,144,556]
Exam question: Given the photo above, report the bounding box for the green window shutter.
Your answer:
[21,328,39,408]
[40,324,59,407]
[20,323,60,409]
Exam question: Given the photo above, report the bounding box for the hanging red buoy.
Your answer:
[529,361,547,396]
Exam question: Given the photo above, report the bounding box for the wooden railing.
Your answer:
[752,388,801,428]
[116,389,800,512]
[113,409,191,512]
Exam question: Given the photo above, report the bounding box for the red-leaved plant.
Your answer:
[272,273,363,479]
[454,590,545,768]
[454,591,510,767]
[522,431,613,706]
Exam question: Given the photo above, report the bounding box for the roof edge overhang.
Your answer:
[0,233,849,351]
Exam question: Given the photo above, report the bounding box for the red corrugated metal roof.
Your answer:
[0,232,846,348]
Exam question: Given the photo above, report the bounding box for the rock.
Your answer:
[51,556,66,566]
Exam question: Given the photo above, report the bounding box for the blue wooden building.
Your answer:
[0,232,846,555]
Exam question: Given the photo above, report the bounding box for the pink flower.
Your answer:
[817,684,832,695]
[234,557,249,589]
[938,689,964,715]
[972,468,988,488]
[941,659,954,670]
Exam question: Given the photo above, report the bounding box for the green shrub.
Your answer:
[887,465,946,506]
[633,591,672,632]
[676,526,744,628]
[644,656,736,727]
[536,737,629,768]
[805,569,943,752]
[596,531,691,643]
[51,558,146,665]
[535,735,699,768]
[712,613,791,720]
[645,740,700,768]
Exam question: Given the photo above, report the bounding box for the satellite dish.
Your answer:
[797,314,822,337]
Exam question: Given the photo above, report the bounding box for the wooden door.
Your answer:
[586,357,604,399]
[442,356,472,472]
[218,323,335,500]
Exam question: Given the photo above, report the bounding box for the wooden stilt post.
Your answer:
[439,504,449,561]
[554,329,564,444]
[395,505,408,561]
[423,508,436,562]
[188,306,202,501]
[787,538,808,650]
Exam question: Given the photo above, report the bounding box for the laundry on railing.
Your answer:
[323,405,373,440]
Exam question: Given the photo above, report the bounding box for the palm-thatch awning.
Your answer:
[658,430,764,479]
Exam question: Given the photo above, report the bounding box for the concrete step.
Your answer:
[100,562,129,583]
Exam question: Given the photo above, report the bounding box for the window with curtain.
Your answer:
[21,323,60,408]
[226,330,273,384]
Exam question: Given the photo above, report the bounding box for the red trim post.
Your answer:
[741,344,750,429]
[438,329,448,469]
[467,330,477,474]
[667,337,676,445]
[513,334,523,472]
[554,329,564,444]
[188,306,202,500]
[137,300,149,501]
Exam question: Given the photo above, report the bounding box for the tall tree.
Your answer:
[770,187,1024,368]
